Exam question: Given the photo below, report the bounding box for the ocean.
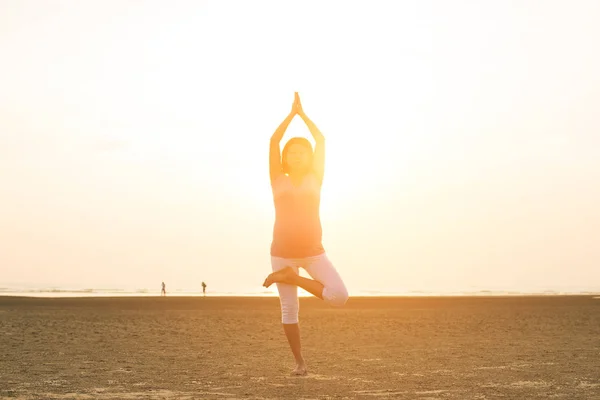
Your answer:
[1,285,599,298]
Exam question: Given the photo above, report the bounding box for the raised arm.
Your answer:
[270,97,297,183]
[296,93,325,184]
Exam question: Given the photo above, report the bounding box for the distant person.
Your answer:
[161,282,166,296]
[201,281,207,296]
[262,92,349,376]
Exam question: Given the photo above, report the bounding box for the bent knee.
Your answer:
[323,287,349,307]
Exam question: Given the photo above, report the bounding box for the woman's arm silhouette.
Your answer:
[296,94,325,185]
[269,95,297,184]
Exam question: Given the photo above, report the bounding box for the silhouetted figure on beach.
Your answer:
[161,282,166,296]
[201,281,207,296]
[262,92,349,376]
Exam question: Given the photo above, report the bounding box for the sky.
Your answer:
[1,0,599,294]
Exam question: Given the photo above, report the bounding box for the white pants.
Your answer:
[271,253,349,324]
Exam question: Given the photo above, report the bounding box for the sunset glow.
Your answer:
[1,0,599,296]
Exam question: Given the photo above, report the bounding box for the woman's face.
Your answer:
[285,143,312,173]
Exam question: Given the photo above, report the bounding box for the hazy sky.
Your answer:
[1,0,599,294]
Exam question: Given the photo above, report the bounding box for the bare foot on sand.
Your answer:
[263,266,296,288]
[291,362,308,376]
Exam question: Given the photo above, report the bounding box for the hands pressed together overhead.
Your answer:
[290,92,305,117]
[287,92,324,143]
[270,91,325,183]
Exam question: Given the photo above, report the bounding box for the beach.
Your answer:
[1,296,598,399]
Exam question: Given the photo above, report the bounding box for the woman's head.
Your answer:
[281,137,313,175]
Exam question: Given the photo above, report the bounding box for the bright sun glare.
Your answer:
[3,0,600,294]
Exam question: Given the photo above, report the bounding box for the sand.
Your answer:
[0,295,599,399]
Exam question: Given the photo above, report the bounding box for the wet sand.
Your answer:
[1,296,599,399]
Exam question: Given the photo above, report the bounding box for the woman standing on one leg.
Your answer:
[263,92,349,376]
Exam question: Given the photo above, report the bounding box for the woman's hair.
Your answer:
[281,137,314,174]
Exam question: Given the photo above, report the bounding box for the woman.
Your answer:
[263,92,349,376]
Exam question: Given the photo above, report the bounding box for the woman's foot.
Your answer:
[263,266,296,288]
[291,361,308,376]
